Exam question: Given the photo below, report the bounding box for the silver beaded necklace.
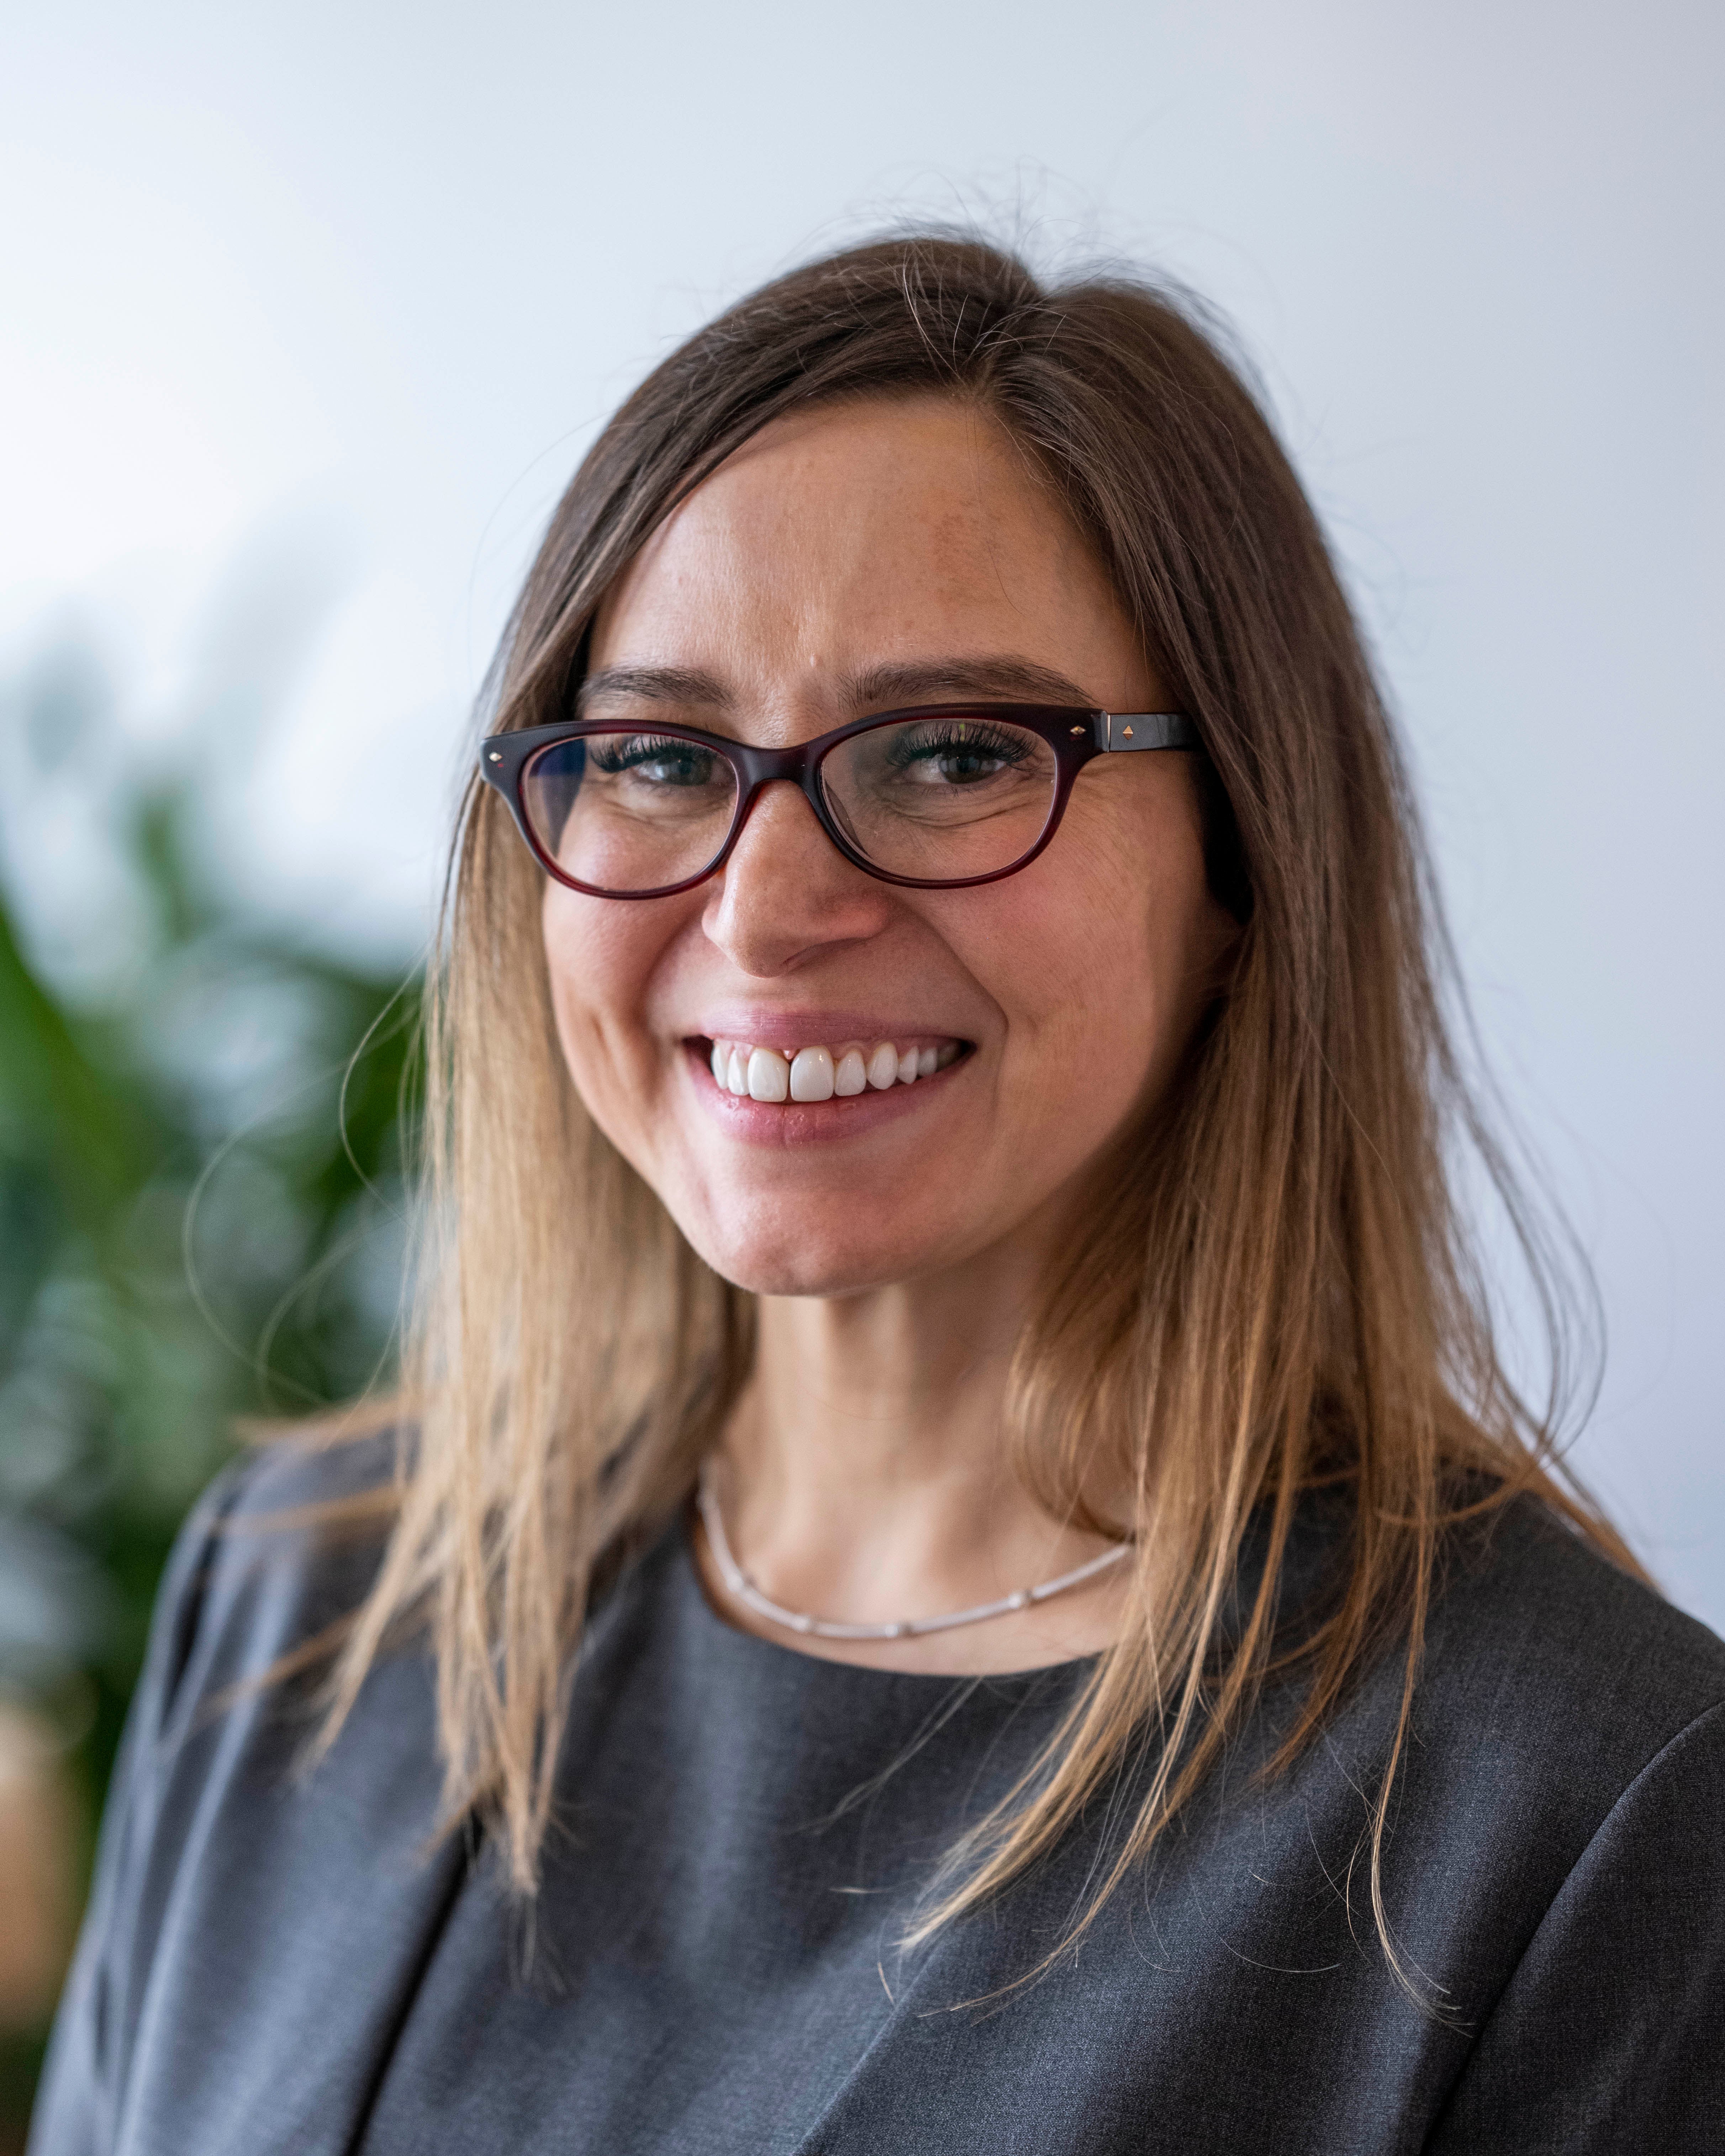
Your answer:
[696,1462,1130,1642]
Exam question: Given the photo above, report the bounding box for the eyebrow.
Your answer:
[844,656,1098,708]
[576,654,1100,717]
[577,665,728,713]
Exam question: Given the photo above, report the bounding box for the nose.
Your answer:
[701,780,893,976]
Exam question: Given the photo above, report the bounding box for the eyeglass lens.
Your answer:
[520,715,1061,894]
[523,732,739,896]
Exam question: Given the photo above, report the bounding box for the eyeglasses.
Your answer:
[478,703,1198,899]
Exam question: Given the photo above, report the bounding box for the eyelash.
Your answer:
[885,723,1032,767]
[587,735,715,774]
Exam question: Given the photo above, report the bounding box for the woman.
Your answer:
[32,236,1725,2154]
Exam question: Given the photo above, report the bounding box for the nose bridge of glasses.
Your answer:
[718,762,864,896]
[728,735,825,787]
[723,736,837,853]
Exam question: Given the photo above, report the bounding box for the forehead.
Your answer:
[589,395,1127,680]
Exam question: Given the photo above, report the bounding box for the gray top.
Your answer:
[29,1436,1725,2155]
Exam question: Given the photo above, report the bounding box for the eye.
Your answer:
[587,735,719,786]
[886,723,1034,784]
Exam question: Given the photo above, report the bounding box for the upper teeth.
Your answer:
[708,1037,961,1103]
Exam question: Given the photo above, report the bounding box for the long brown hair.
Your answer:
[317,233,1636,1997]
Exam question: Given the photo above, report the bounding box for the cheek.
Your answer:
[539,887,678,1120]
[956,788,1215,1095]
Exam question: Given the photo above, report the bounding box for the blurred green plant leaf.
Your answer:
[0,629,424,2129]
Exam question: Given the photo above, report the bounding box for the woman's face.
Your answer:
[543,394,1234,1298]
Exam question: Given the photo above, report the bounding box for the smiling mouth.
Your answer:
[697,1034,966,1103]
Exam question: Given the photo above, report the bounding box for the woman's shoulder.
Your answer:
[1318,1486,1725,1916]
[1423,1490,1725,1743]
[31,1432,450,2156]
[143,1425,404,1738]
[1394,1497,1725,2150]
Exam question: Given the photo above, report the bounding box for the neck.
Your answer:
[702,1237,1127,1673]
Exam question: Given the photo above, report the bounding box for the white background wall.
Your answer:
[3,1,1720,1624]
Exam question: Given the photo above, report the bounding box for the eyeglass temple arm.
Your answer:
[1094,712,1199,752]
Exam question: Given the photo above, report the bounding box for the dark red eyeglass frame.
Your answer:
[477,702,1199,898]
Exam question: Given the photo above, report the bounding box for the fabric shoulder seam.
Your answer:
[1455,1693,1725,2051]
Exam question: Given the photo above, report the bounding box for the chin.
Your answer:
[692,1234,922,1302]
[675,1200,965,1301]
[716,1258,881,1299]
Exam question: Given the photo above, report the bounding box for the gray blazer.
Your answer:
[28,1437,1725,2154]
